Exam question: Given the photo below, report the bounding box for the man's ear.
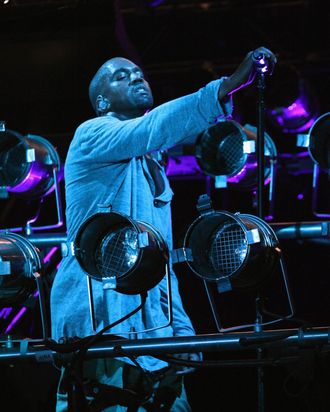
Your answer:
[96,95,111,114]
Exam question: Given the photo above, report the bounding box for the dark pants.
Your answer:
[56,359,191,412]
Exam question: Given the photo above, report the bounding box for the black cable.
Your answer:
[62,292,148,411]
[45,292,147,355]
[149,353,300,368]
[78,292,147,356]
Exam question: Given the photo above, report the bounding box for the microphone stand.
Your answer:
[256,71,266,220]
[255,65,267,412]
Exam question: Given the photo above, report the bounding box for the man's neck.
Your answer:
[107,109,147,121]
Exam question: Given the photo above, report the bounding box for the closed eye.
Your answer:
[114,72,128,81]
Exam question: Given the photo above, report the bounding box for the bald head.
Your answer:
[88,58,121,113]
[88,57,153,118]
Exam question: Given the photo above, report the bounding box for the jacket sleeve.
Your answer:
[77,78,232,163]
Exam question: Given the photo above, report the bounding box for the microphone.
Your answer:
[252,51,270,74]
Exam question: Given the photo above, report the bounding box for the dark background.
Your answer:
[0,1,329,411]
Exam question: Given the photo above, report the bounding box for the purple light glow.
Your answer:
[1,246,58,333]
[5,307,26,333]
[227,164,248,183]
[297,193,304,200]
[166,155,201,176]
[269,96,318,133]
[7,160,57,198]
[27,200,43,226]
[287,100,309,117]
[43,246,58,263]
[149,0,165,6]
[280,150,310,159]
[227,159,272,186]
[166,153,273,187]
[292,117,318,133]
[7,164,42,193]
[0,307,12,319]
[264,176,272,186]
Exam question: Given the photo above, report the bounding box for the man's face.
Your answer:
[104,58,153,118]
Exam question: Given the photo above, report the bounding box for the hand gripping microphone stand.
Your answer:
[253,52,268,220]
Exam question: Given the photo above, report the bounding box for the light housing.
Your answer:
[172,194,294,332]
[227,124,277,191]
[0,127,61,199]
[0,231,42,305]
[194,121,277,191]
[307,112,330,171]
[74,211,169,295]
[182,205,281,292]
[297,112,330,217]
[195,120,247,178]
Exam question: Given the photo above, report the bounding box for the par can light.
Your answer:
[74,212,169,295]
[0,127,61,199]
[226,124,277,190]
[308,112,330,171]
[0,232,42,305]
[195,120,247,177]
[195,121,277,190]
[182,198,281,292]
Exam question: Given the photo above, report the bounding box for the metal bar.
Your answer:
[13,221,329,250]
[270,221,329,239]
[0,328,329,364]
[23,233,67,247]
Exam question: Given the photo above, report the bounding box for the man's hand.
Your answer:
[218,46,278,100]
[172,352,203,375]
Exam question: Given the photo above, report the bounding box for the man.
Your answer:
[51,46,277,411]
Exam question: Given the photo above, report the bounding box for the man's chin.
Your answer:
[137,99,153,111]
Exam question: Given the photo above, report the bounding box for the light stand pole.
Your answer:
[255,296,265,412]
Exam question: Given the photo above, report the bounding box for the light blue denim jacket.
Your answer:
[50,78,232,371]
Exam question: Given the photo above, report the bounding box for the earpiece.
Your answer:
[96,95,110,112]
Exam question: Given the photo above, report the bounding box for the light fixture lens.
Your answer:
[95,226,139,278]
[209,223,248,276]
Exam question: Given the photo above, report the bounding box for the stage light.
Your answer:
[172,194,294,331]
[227,124,277,191]
[195,120,248,179]
[0,124,61,199]
[74,211,169,295]
[180,196,281,292]
[73,210,172,334]
[307,112,330,171]
[265,64,319,134]
[297,112,330,217]
[0,231,42,306]
[195,121,277,192]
